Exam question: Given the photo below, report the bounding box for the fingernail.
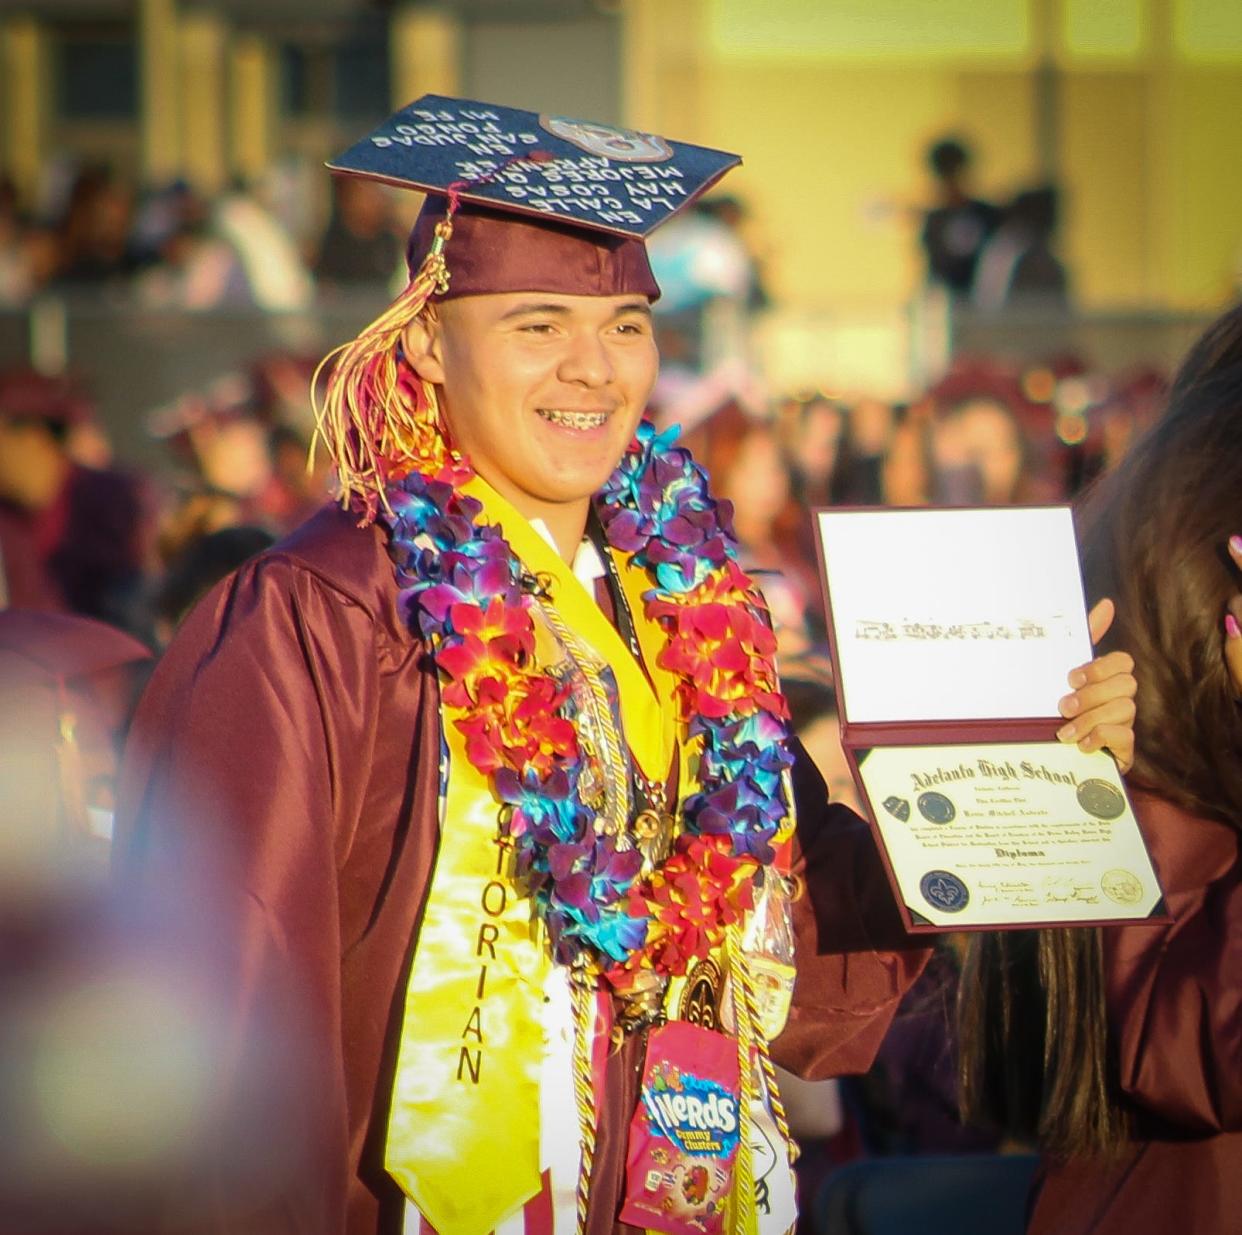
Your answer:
[1068,670,1086,688]
[1059,694,1080,717]
[1231,534,1242,556]
[1228,614,1241,640]
[1058,723,1077,742]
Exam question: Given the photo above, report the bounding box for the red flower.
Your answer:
[453,671,579,777]
[655,590,783,722]
[624,836,756,976]
[437,598,540,714]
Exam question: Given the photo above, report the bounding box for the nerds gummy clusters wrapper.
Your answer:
[620,1022,740,1235]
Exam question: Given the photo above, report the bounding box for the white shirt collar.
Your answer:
[529,518,607,599]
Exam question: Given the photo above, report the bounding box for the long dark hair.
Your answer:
[959,302,1242,1157]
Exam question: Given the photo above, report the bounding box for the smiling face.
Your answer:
[404,291,659,554]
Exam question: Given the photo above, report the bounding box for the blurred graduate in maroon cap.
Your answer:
[0,609,150,871]
[0,612,306,1235]
[112,96,1137,1235]
[0,367,153,641]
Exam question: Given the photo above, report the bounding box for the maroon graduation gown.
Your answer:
[1028,791,1242,1235]
[114,503,928,1234]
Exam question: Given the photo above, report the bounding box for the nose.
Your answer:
[557,329,614,388]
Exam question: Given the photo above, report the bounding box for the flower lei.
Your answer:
[385,419,794,987]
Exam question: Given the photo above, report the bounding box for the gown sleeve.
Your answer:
[771,738,932,1080]
[113,551,387,1233]
[1104,791,1242,1135]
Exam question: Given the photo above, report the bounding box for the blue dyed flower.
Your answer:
[419,543,521,628]
[495,767,582,843]
[574,906,649,964]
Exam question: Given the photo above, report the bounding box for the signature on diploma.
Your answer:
[978,875,1101,908]
[1041,877,1101,906]
[979,877,1040,908]
[854,617,1053,642]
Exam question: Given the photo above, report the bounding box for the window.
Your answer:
[57,26,138,121]
[333,26,390,121]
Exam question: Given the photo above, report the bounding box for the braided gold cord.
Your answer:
[734,947,798,1173]
[731,925,801,1235]
[728,925,758,1235]
[536,600,632,835]
[570,966,599,1235]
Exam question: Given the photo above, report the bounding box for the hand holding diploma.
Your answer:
[1057,599,1137,772]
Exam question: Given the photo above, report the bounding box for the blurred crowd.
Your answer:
[0,354,331,649]
[652,349,1165,683]
[0,131,1064,315]
[0,163,411,311]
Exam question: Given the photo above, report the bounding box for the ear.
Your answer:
[402,307,446,385]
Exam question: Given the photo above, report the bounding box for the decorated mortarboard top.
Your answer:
[327,94,741,240]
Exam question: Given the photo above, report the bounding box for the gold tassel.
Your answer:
[310,217,455,522]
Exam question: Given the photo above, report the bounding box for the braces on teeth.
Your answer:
[539,409,609,428]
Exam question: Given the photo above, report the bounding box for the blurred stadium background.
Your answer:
[2,0,1240,467]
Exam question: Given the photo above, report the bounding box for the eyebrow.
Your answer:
[615,300,654,319]
[498,299,652,322]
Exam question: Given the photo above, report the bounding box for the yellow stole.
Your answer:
[384,480,688,1235]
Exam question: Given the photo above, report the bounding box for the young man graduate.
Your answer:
[114,97,1138,1235]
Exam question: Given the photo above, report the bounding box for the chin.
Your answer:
[542,458,624,498]
[539,482,609,507]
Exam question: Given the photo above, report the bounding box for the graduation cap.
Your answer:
[328,94,741,241]
[0,367,94,428]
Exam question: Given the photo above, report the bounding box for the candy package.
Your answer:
[619,1020,741,1235]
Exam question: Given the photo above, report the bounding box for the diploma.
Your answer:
[855,741,1159,927]
[815,506,1163,931]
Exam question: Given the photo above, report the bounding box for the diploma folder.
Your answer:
[814,506,1164,932]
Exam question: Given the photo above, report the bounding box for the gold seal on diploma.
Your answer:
[1077,778,1126,820]
[1101,869,1143,905]
[917,791,956,824]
